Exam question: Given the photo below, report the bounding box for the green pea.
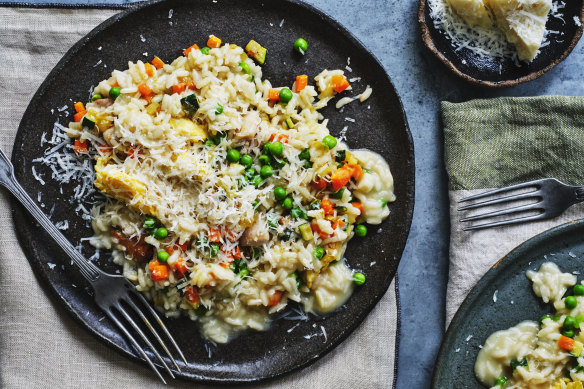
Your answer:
[263,142,272,154]
[293,38,308,53]
[564,315,577,330]
[539,314,551,323]
[290,207,307,220]
[279,88,293,103]
[109,86,121,99]
[251,175,263,188]
[259,155,271,165]
[355,224,367,237]
[227,149,240,163]
[289,272,302,289]
[353,272,366,286]
[299,148,310,160]
[333,188,344,199]
[282,197,293,210]
[240,154,253,167]
[260,165,273,178]
[204,139,215,147]
[239,61,251,74]
[143,216,157,229]
[237,267,250,278]
[322,135,337,149]
[153,227,168,240]
[566,296,578,309]
[201,46,210,55]
[215,103,223,115]
[381,199,388,208]
[268,141,284,156]
[245,167,256,178]
[91,93,103,102]
[238,175,249,188]
[209,243,220,257]
[253,200,260,209]
[157,250,170,262]
[562,329,575,338]
[494,376,507,387]
[575,285,584,296]
[274,186,287,201]
[313,247,325,260]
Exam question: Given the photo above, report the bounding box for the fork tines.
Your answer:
[106,289,187,383]
[458,179,547,231]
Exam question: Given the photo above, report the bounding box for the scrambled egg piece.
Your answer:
[169,118,207,142]
[553,380,584,389]
[487,0,552,61]
[448,0,493,28]
[94,158,155,215]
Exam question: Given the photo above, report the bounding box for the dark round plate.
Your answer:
[432,220,584,388]
[10,0,414,384]
[418,0,584,87]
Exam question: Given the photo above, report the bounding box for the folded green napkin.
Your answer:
[442,96,584,324]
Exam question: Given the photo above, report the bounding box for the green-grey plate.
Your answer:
[433,220,584,388]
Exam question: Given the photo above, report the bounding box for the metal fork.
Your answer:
[458,178,584,231]
[0,148,186,383]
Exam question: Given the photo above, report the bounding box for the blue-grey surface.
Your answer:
[6,0,584,387]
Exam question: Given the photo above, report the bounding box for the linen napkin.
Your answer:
[443,96,584,325]
[0,7,399,388]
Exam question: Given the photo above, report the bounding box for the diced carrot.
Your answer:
[149,263,169,282]
[127,147,140,158]
[74,101,85,113]
[312,177,328,190]
[185,285,200,303]
[311,223,330,239]
[98,145,112,154]
[172,83,186,94]
[173,258,189,278]
[219,259,233,269]
[233,246,242,259]
[332,219,345,230]
[350,164,364,181]
[352,202,363,214]
[331,75,350,93]
[74,139,88,154]
[152,56,165,69]
[111,81,120,88]
[268,134,289,143]
[330,165,353,191]
[559,335,575,351]
[321,199,335,216]
[267,290,283,306]
[138,84,152,97]
[207,35,221,48]
[295,75,308,92]
[74,110,86,122]
[186,80,196,90]
[176,241,189,251]
[268,89,280,101]
[208,227,221,243]
[184,44,200,56]
[144,62,154,77]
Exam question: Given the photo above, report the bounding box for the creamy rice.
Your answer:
[66,40,394,342]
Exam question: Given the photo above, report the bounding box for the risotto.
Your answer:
[475,262,584,389]
[65,37,394,343]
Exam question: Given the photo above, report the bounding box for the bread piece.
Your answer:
[487,0,552,61]
[448,0,494,28]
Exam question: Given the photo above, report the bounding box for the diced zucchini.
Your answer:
[571,340,584,357]
[246,40,267,65]
[299,223,314,241]
[286,117,295,129]
[345,151,358,165]
[146,101,160,115]
[81,115,96,129]
[180,93,200,116]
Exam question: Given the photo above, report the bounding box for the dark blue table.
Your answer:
[4,0,584,386]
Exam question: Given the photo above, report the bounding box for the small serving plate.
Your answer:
[418,0,584,87]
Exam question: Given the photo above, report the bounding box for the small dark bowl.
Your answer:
[418,0,584,87]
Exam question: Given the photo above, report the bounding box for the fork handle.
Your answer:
[0,149,101,282]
